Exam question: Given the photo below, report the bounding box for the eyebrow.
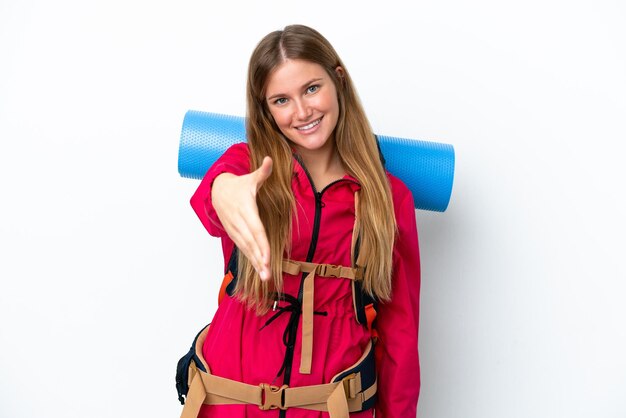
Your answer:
[266,78,324,101]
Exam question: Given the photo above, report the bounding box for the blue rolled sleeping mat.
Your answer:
[178,110,455,212]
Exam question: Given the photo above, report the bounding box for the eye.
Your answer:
[306,85,319,94]
[273,97,288,105]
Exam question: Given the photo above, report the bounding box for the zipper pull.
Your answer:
[316,192,325,208]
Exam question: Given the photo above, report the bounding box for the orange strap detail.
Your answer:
[217,271,234,305]
[364,303,377,333]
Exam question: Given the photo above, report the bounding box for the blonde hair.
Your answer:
[235,24,397,313]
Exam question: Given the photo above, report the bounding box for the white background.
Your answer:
[1,1,625,417]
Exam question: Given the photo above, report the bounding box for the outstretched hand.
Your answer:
[211,156,273,281]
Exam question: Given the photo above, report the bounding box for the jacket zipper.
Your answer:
[279,158,357,418]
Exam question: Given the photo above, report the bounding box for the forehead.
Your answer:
[265,59,330,94]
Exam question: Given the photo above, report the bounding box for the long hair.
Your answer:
[236,24,397,313]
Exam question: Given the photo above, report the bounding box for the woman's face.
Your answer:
[264,59,340,155]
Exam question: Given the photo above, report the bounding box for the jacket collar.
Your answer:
[291,152,361,193]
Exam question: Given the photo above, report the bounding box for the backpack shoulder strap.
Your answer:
[218,246,238,305]
[351,191,379,331]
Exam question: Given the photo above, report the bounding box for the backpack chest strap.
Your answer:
[282,260,364,280]
[281,259,363,375]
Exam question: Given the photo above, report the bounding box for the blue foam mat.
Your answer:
[178,110,454,212]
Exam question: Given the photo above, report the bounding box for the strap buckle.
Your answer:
[318,264,341,278]
[341,373,359,399]
[259,383,288,410]
[354,265,365,280]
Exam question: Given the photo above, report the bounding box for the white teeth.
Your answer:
[296,119,321,130]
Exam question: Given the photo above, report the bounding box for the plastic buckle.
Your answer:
[259,383,288,410]
[354,266,365,280]
[318,264,341,278]
[342,373,358,399]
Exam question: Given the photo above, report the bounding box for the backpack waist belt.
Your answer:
[281,260,363,375]
[179,323,377,418]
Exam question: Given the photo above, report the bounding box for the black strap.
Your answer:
[225,246,239,297]
[175,324,209,405]
[374,135,386,168]
[352,234,378,326]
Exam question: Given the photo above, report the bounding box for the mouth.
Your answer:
[295,117,322,131]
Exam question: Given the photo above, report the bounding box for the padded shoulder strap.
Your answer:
[216,246,239,305]
[224,246,239,297]
[351,191,378,327]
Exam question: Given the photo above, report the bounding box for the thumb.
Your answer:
[253,156,273,190]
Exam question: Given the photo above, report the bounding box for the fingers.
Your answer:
[227,213,271,281]
[212,156,274,281]
[250,220,271,281]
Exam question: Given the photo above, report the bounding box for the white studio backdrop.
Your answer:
[1,1,625,417]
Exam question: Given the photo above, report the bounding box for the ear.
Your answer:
[335,66,345,79]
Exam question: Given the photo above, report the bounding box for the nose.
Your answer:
[294,99,312,121]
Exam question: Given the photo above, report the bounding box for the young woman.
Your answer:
[187,24,420,417]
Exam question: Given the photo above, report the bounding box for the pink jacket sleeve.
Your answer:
[374,186,421,417]
[189,143,250,238]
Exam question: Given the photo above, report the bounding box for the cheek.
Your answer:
[270,108,291,128]
[322,91,339,113]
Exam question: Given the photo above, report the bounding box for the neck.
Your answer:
[293,142,345,191]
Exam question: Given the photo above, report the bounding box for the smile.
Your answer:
[295,117,322,131]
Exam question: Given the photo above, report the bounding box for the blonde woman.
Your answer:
[187,24,420,418]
